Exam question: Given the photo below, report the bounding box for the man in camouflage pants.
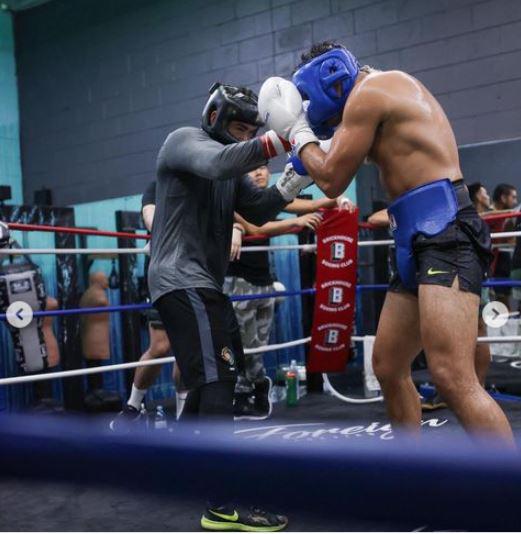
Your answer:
[226,165,353,419]
[224,276,276,419]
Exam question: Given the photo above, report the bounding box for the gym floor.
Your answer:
[1,372,521,532]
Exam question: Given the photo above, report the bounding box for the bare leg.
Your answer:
[419,280,514,445]
[475,317,491,387]
[373,291,422,434]
[173,362,189,419]
[133,325,171,390]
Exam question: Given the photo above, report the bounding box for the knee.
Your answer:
[372,350,402,386]
[429,364,452,394]
[429,363,476,400]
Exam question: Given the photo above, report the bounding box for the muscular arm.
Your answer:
[142,205,155,232]
[299,79,384,198]
[160,127,268,181]
[284,196,336,214]
[141,182,156,231]
[234,212,301,237]
[367,208,390,227]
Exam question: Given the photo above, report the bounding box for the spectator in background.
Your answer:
[111,181,188,431]
[492,183,518,213]
[227,165,354,420]
[468,182,492,214]
[490,183,518,308]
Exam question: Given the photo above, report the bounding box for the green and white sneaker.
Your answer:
[201,505,288,531]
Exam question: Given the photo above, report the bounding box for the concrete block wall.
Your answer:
[14,0,521,205]
[0,10,22,204]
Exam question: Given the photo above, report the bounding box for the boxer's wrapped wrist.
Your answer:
[289,117,319,155]
[276,162,313,202]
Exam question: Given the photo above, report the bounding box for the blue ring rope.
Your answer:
[0,414,520,531]
[0,279,519,320]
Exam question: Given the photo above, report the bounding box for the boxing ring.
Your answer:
[1,213,521,530]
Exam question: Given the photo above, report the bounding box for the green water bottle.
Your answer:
[286,359,299,407]
[286,371,298,406]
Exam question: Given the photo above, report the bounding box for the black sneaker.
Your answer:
[234,393,256,420]
[421,393,447,411]
[234,392,270,421]
[109,404,144,433]
[201,505,287,532]
[253,377,273,420]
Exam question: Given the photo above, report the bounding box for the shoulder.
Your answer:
[357,70,425,102]
[349,70,409,100]
[344,70,412,120]
[164,126,203,144]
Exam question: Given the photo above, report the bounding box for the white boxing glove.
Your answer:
[276,162,313,202]
[259,77,318,154]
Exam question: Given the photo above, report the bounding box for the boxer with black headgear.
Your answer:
[259,40,513,444]
[147,82,292,531]
[202,83,264,144]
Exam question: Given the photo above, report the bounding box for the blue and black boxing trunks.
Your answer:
[388,178,493,297]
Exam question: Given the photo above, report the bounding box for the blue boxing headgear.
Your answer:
[292,47,360,138]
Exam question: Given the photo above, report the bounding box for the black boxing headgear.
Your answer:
[201,82,264,144]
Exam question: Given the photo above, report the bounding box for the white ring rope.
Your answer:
[477,336,521,343]
[1,333,519,388]
[0,355,176,386]
[1,229,518,256]
[0,248,144,255]
[322,372,384,404]
[352,335,521,344]
[0,337,312,386]
[244,336,311,353]
[324,335,521,405]
[241,244,316,252]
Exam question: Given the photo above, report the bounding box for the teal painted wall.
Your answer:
[73,193,145,276]
[0,9,22,204]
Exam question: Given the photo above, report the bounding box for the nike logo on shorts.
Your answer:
[427,267,449,276]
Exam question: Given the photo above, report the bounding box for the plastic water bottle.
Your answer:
[140,403,149,430]
[286,360,300,407]
[154,405,167,430]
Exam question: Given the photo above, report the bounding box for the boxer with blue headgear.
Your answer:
[258,40,513,444]
[292,45,359,138]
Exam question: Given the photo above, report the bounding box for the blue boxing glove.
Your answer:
[288,154,307,176]
[288,138,332,177]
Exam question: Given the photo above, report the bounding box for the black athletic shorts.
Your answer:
[154,288,243,389]
[389,180,493,297]
[142,307,165,329]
